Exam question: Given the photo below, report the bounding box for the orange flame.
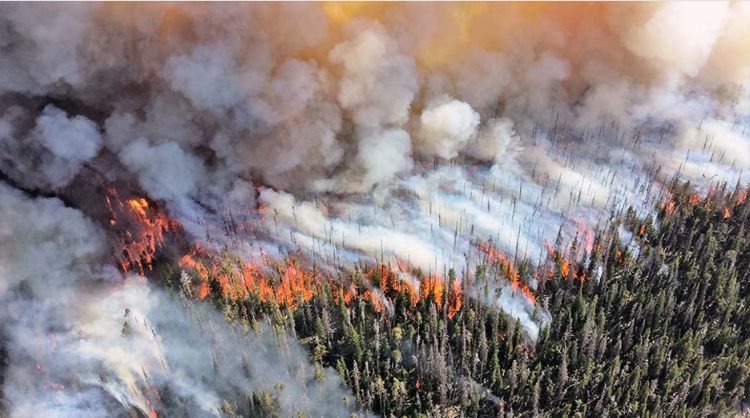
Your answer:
[449,280,463,318]
[146,399,158,418]
[664,200,676,215]
[520,285,536,305]
[106,188,178,274]
[544,239,555,256]
[540,237,587,284]
[178,246,463,318]
[560,258,570,278]
[575,219,594,253]
[477,243,537,305]
[422,275,445,307]
[394,256,409,273]
[362,289,385,313]
[737,188,748,205]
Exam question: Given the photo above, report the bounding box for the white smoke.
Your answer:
[417,97,480,160]
[0,183,368,417]
[0,3,749,413]
[621,2,730,78]
[119,139,206,206]
[356,128,414,190]
[329,21,417,129]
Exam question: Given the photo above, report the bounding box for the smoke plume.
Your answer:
[0,2,748,415]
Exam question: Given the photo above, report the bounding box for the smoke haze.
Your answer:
[0,2,749,416]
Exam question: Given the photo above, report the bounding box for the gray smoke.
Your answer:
[0,183,368,417]
[0,2,749,414]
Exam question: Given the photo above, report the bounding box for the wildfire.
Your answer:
[543,240,588,284]
[178,247,463,318]
[264,262,317,308]
[179,246,319,307]
[575,219,595,254]
[663,200,676,215]
[544,239,555,255]
[737,188,748,205]
[106,188,179,274]
[520,285,536,305]
[145,399,158,418]
[421,275,445,307]
[395,256,409,273]
[477,243,538,305]
[658,184,747,222]
[33,360,67,393]
[102,183,611,324]
[560,258,570,278]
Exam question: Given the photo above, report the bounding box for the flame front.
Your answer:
[477,243,538,305]
[178,246,464,318]
[107,188,179,275]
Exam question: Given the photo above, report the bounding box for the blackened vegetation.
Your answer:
[169,181,750,417]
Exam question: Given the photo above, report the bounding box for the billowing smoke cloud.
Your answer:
[356,128,413,191]
[620,2,731,78]
[119,138,206,208]
[0,184,367,417]
[329,21,417,129]
[0,105,101,190]
[417,97,480,160]
[0,2,749,414]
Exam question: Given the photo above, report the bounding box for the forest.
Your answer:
[2,4,749,417]
[162,180,750,417]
